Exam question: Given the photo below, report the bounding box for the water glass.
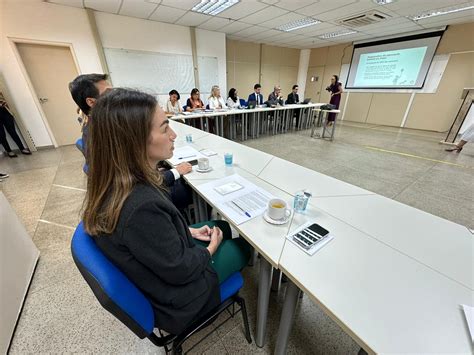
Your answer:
[294,190,310,213]
[224,152,233,166]
[185,134,193,143]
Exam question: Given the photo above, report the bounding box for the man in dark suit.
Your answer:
[247,83,264,106]
[286,84,301,128]
[286,84,299,104]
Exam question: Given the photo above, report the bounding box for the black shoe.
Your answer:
[21,148,32,155]
[7,151,18,158]
[0,173,9,179]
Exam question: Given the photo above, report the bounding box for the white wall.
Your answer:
[0,0,103,147]
[95,12,227,107]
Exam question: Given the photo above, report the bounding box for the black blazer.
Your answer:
[93,183,220,335]
[286,92,299,104]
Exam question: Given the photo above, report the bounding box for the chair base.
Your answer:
[147,294,252,354]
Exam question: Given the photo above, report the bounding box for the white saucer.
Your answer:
[263,209,291,225]
[196,167,213,173]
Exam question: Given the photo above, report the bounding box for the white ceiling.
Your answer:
[47,0,474,48]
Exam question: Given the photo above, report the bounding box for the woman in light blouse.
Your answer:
[226,88,241,109]
[165,89,182,115]
[186,88,204,112]
[208,85,227,110]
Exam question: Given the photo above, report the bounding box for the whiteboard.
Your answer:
[104,48,218,98]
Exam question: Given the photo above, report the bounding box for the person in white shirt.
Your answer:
[165,89,182,115]
[226,88,241,109]
[208,85,227,110]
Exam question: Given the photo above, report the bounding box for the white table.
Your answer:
[168,121,474,353]
[275,204,473,354]
[313,194,474,290]
[258,157,374,198]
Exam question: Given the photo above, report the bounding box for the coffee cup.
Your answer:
[267,198,287,220]
[197,157,209,170]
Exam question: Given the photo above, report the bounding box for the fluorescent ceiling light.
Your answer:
[192,0,239,15]
[372,0,395,5]
[409,3,474,21]
[318,29,358,39]
[276,17,321,32]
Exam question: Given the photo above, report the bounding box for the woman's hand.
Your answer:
[189,225,212,241]
[207,227,223,255]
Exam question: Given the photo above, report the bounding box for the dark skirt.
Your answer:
[328,94,341,122]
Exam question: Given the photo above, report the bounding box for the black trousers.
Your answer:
[0,107,25,152]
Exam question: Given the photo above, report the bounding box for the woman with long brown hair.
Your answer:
[83,88,250,335]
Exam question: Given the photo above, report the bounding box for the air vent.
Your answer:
[338,11,389,27]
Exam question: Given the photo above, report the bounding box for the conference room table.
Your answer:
[170,103,323,140]
[168,121,473,354]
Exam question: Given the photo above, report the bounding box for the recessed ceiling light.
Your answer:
[318,29,358,39]
[192,0,239,16]
[409,3,474,21]
[372,0,395,5]
[275,17,321,32]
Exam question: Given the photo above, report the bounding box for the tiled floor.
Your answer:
[1,121,473,354]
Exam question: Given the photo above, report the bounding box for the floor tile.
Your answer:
[40,185,85,228]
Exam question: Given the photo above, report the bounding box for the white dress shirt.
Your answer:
[208,96,227,109]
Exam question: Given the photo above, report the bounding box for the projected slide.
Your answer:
[354,47,428,87]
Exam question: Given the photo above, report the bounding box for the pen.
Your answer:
[232,201,251,217]
[178,155,196,159]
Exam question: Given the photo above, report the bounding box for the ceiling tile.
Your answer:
[198,16,233,30]
[175,11,212,26]
[240,5,289,24]
[316,2,381,22]
[233,25,269,37]
[272,0,317,11]
[160,0,198,10]
[119,0,158,19]
[84,0,121,13]
[219,0,269,20]
[219,21,253,34]
[47,0,84,8]
[149,5,187,23]
[295,0,358,17]
[260,12,306,29]
[245,29,283,41]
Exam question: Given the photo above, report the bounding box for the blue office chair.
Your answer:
[239,98,247,107]
[206,104,210,110]
[71,222,251,354]
[182,105,187,111]
[75,138,89,174]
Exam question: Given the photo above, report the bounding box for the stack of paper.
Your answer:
[169,146,205,166]
[196,174,275,225]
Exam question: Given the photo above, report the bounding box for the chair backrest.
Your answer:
[75,138,84,153]
[239,98,247,107]
[71,222,154,339]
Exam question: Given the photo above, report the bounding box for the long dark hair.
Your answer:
[228,88,238,103]
[83,88,164,235]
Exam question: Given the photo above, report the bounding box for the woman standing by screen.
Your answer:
[326,75,343,126]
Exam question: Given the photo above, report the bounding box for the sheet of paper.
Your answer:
[196,174,275,225]
[462,304,474,343]
[169,146,205,166]
[200,149,217,157]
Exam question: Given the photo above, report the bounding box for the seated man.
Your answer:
[68,74,192,210]
[247,83,264,107]
[267,85,284,106]
[286,84,301,127]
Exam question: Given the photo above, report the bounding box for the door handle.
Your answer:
[39,97,48,104]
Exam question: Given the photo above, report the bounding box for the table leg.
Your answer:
[274,280,300,355]
[271,268,281,292]
[241,113,245,141]
[221,115,224,137]
[256,257,272,347]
